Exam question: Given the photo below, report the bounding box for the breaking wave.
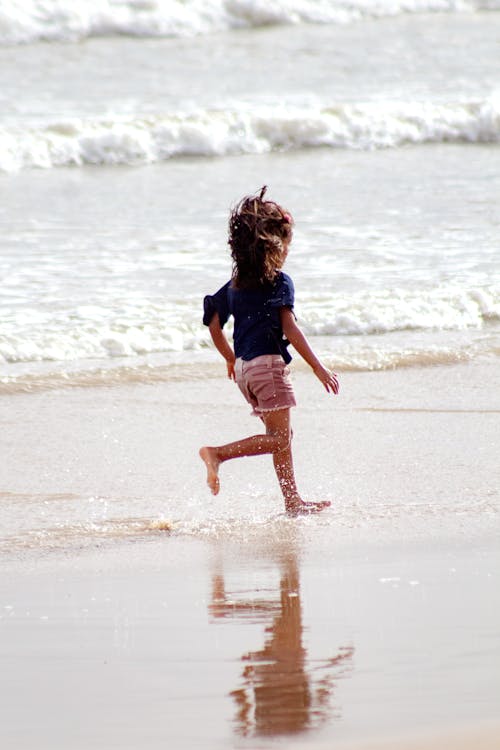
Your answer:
[1,0,499,46]
[1,97,499,172]
[1,283,499,393]
[1,284,498,367]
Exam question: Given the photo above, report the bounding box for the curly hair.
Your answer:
[228,186,294,289]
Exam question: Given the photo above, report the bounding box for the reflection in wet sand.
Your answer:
[210,548,354,738]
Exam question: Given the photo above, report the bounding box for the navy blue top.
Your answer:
[203,272,295,363]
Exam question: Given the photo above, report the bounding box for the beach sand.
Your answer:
[1,361,499,749]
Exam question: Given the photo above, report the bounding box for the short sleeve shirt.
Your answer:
[203,272,295,363]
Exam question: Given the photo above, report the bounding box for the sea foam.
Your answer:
[1,97,499,172]
[1,0,498,45]
[1,284,498,370]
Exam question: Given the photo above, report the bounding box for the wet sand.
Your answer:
[0,361,499,748]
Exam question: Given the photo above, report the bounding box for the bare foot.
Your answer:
[286,500,331,517]
[199,446,220,495]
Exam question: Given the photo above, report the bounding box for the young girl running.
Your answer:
[199,187,339,516]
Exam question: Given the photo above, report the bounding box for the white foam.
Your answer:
[0,284,498,374]
[0,0,498,45]
[1,97,499,172]
[298,285,500,337]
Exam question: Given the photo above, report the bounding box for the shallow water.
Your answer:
[1,363,498,562]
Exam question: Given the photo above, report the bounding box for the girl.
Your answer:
[199,187,339,516]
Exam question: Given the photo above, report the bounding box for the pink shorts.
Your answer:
[235,354,296,417]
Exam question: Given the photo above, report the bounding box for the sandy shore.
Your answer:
[0,360,499,749]
[297,723,500,750]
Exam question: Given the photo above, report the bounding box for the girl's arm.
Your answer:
[208,313,236,380]
[280,307,339,394]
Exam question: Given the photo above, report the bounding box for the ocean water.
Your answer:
[1,1,499,391]
[1,10,499,742]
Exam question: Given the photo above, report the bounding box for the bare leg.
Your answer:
[200,409,331,514]
[262,410,330,516]
[199,423,290,496]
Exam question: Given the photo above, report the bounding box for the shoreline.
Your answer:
[2,324,500,395]
[300,722,500,750]
[1,360,499,748]
[1,358,499,559]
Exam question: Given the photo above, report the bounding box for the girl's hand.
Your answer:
[314,364,339,394]
[280,309,339,394]
[226,358,236,381]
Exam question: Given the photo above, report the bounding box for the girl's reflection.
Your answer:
[210,548,354,738]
